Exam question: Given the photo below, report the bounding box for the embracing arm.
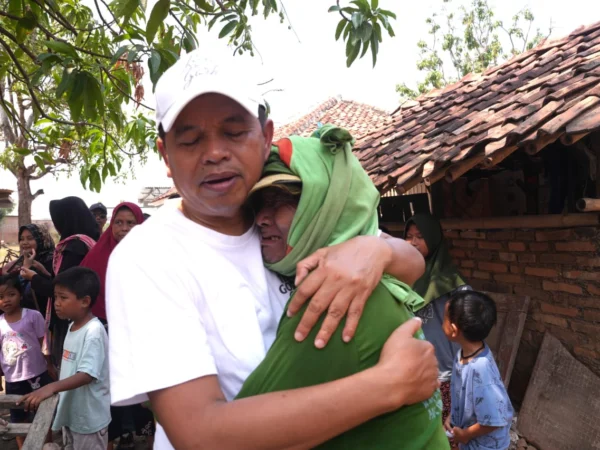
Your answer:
[150,319,438,450]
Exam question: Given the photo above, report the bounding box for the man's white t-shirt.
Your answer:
[106,200,291,449]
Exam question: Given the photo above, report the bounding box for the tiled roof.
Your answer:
[356,20,600,194]
[152,97,391,206]
[274,97,391,140]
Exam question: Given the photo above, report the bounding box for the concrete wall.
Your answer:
[0,216,56,244]
[446,226,600,404]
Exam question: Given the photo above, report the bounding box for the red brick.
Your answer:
[568,295,600,309]
[453,240,477,249]
[564,271,600,281]
[515,231,535,241]
[535,229,575,242]
[570,320,600,335]
[540,303,579,317]
[449,248,467,259]
[584,309,600,322]
[510,265,523,274]
[461,260,475,269]
[487,230,515,240]
[555,241,597,252]
[462,269,472,278]
[478,241,502,250]
[498,252,517,262]
[529,242,550,252]
[525,267,560,278]
[460,230,486,240]
[445,231,460,239]
[542,280,583,295]
[573,346,598,360]
[478,262,508,273]
[513,285,547,299]
[469,250,494,261]
[518,253,536,263]
[473,271,491,280]
[574,227,598,238]
[494,273,524,284]
[542,314,569,328]
[508,242,526,252]
[576,257,600,267]
[540,253,577,264]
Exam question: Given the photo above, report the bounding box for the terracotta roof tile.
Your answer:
[356,20,600,193]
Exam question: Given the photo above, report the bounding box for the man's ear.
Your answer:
[262,119,274,162]
[157,138,172,179]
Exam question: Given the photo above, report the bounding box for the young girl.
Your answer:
[0,273,54,449]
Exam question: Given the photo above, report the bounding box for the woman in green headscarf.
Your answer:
[404,214,471,425]
[236,126,449,450]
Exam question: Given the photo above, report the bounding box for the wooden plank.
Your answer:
[0,395,27,409]
[22,395,59,450]
[483,292,530,387]
[0,421,30,437]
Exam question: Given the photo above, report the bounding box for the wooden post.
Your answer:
[577,198,600,212]
[22,395,59,450]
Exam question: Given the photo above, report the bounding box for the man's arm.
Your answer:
[17,373,93,412]
[150,319,439,450]
[290,234,425,347]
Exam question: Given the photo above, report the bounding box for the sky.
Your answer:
[1,0,599,219]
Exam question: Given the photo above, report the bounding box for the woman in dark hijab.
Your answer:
[20,196,99,369]
[18,224,55,311]
[404,214,470,426]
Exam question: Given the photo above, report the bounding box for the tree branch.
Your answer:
[102,67,155,111]
[0,26,39,62]
[29,0,78,34]
[336,0,350,21]
[93,0,119,35]
[31,189,44,200]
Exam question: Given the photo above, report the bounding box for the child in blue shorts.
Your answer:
[442,290,514,450]
[0,273,54,449]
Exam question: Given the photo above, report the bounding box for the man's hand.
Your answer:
[291,236,390,348]
[17,384,56,412]
[376,318,440,409]
[452,427,470,445]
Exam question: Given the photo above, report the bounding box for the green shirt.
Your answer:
[237,283,450,450]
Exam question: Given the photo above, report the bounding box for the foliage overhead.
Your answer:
[0,0,397,196]
[396,0,551,101]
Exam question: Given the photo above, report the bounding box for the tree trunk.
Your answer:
[16,168,33,227]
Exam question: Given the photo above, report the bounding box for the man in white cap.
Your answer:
[106,51,438,449]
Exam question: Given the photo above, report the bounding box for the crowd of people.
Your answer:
[0,48,513,450]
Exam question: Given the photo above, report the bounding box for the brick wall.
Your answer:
[0,217,56,244]
[446,226,600,404]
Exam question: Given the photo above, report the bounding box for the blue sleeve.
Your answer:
[472,363,512,427]
[77,330,106,380]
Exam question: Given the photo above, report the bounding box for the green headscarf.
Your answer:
[404,214,466,307]
[260,124,424,311]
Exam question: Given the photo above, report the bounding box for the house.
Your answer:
[356,20,600,405]
[0,188,13,209]
[138,186,172,208]
[150,97,390,206]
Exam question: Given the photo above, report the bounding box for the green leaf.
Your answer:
[208,13,222,30]
[111,45,130,65]
[113,0,141,21]
[148,50,161,76]
[38,152,55,164]
[12,148,31,156]
[374,22,382,42]
[107,162,117,177]
[56,68,74,99]
[219,20,238,39]
[34,156,46,173]
[67,72,85,122]
[89,167,101,192]
[102,164,109,182]
[328,5,341,12]
[193,0,215,12]
[146,0,170,44]
[335,19,346,41]
[359,22,372,42]
[82,73,104,121]
[371,0,379,9]
[347,40,361,67]
[379,9,397,19]
[351,12,363,29]
[42,40,79,60]
[8,0,22,16]
[360,38,370,58]
[371,33,379,67]
[80,166,89,187]
[350,0,370,13]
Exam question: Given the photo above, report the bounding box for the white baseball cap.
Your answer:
[155,51,266,133]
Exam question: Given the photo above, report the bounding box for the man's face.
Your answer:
[255,188,299,263]
[158,94,273,221]
[92,209,107,231]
